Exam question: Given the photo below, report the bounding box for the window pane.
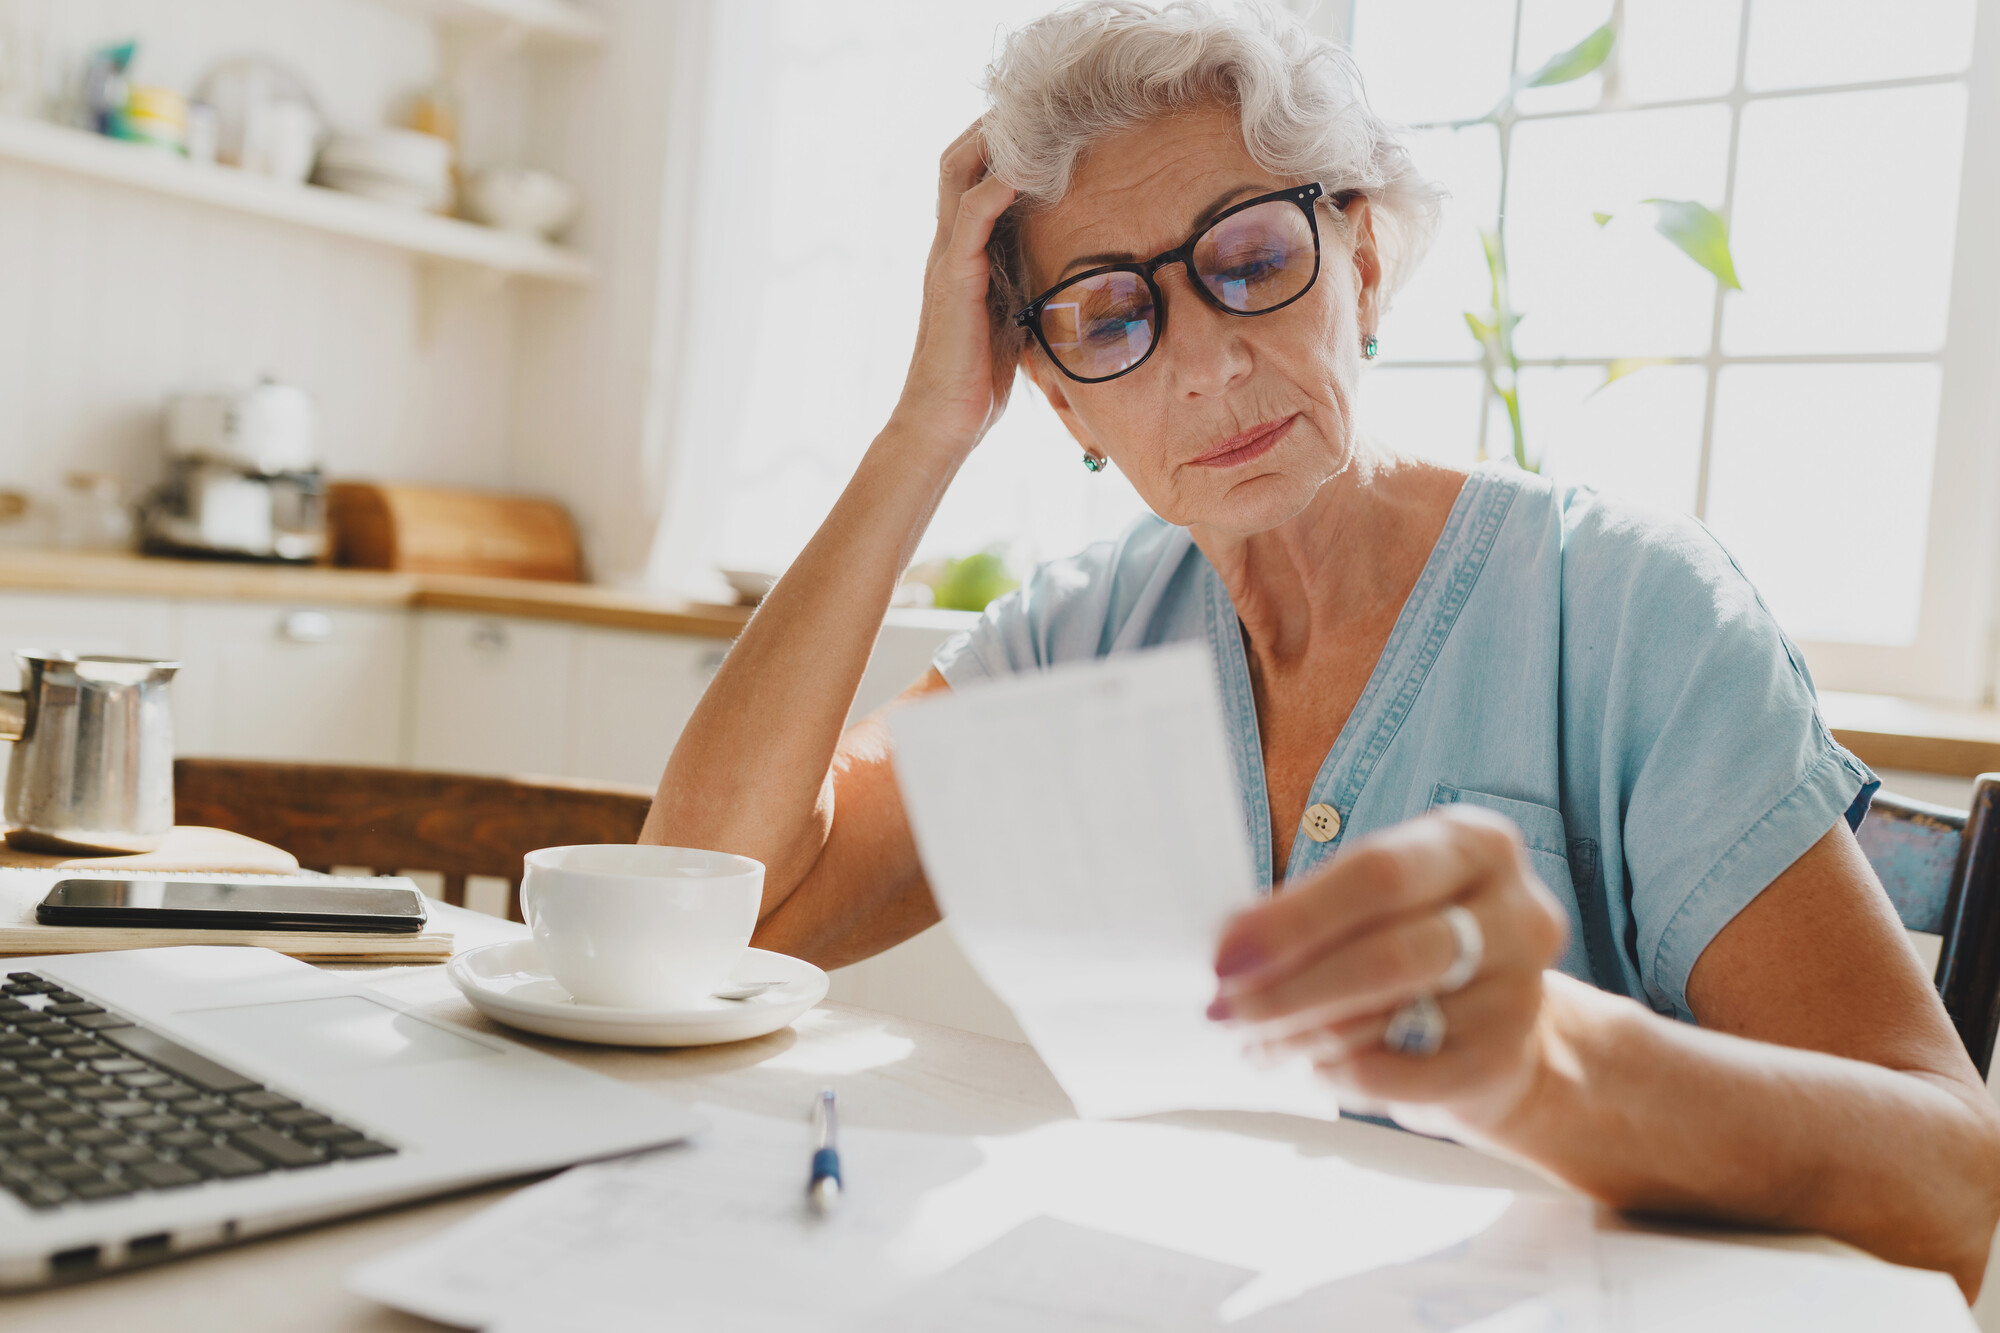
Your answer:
[1522,364,1706,512]
[1704,363,1941,645]
[1514,0,1614,116]
[1621,0,1742,103]
[709,0,1110,576]
[1359,367,1485,467]
[931,389,1151,569]
[1377,125,1500,362]
[1744,0,1975,91]
[1506,106,1732,357]
[1723,85,1967,355]
[1349,1,1516,124]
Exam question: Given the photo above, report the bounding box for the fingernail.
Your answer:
[1215,941,1265,978]
[1206,995,1232,1022]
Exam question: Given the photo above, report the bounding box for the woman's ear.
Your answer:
[1019,345,1105,457]
[1347,196,1385,337]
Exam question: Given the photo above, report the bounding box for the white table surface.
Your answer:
[0,905,1973,1330]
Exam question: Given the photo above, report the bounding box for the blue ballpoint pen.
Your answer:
[808,1087,842,1214]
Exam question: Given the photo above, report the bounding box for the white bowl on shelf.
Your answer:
[317,167,450,212]
[465,168,580,239]
[319,128,451,178]
[719,568,780,605]
[315,129,453,211]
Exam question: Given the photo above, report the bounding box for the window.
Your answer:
[664,2,2000,705]
[658,0,1149,598]
[1349,0,2000,703]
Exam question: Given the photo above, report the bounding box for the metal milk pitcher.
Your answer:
[0,653,179,855]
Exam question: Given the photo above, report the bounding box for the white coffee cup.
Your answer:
[520,844,764,1010]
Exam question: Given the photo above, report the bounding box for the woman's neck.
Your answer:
[1190,444,1466,671]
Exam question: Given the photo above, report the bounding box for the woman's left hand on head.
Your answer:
[1210,805,1572,1136]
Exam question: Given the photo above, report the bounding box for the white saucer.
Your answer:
[448,939,828,1047]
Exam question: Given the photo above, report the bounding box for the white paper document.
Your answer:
[349,1103,1601,1333]
[887,646,1335,1120]
[348,1103,983,1332]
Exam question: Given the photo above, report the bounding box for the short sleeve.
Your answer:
[932,515,1196,686]
[1563,497,1878,1021]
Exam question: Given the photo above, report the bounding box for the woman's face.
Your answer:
[1017,103,1382,537]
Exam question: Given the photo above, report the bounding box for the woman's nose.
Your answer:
[1157,265,1254,398]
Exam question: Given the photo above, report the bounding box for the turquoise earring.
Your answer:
[1082,453,1106,472]
[1363,334,1379,359]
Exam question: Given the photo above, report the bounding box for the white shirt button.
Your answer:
[1301,803,1342,843]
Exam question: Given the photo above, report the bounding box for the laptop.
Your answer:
[0,944,707,1286]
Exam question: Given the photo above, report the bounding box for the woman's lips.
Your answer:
[1189,415,1297,469]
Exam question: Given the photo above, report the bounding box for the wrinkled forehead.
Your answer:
[1017,104,1288,294]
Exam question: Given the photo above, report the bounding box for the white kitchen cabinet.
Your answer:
[565,628,728,786]
[410,612,576,777]
[173,600,407,764]
[0,591,178,686]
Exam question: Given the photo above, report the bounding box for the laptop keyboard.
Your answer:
[0,971,397,1210]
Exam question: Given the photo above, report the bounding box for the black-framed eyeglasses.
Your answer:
[1013,182,1352,385]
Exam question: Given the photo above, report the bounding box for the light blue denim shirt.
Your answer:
[932,466,1877,1023]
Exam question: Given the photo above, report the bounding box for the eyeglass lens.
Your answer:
[1035,197,1318,381]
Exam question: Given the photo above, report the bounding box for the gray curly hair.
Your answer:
[981,1,1442,357]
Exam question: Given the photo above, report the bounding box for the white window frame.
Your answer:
[1336,0,2000,706]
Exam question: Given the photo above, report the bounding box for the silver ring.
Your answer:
[1437,904,1484,994]
[1384,994,1446,1057]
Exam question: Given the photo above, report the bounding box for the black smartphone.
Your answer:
[36,878,430,934]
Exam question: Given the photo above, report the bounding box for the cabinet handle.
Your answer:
[278,610,334,644]
[470,621,509,653]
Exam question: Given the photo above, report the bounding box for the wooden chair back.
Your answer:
[1856,775,2000,1077]
[172,758,656,923]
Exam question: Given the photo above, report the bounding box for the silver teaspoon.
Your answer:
[713,980,785,1001]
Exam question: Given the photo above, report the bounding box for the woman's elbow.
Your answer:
[1942,1099,2000,1301]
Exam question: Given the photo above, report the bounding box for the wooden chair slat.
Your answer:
[1855,793,1964,935]
[173,757,654,930]
[1935,775,2000,1078]
[1862,778,2000,1078]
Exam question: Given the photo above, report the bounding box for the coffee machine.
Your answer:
[141,378,327,563]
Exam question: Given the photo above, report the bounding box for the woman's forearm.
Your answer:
[644,121,1017,923]
[1483,974,2000,1294]
[642,422,962,909]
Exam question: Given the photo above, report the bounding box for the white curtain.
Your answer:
[644,0,1158,599]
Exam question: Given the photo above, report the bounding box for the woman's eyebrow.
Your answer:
[1055,183,1271,278]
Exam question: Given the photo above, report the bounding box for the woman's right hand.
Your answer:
[888,121,1020,457]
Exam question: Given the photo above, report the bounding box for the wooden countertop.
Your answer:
[0,550,1992,777]
[0,548,758,639]
[1822,691,2000,781]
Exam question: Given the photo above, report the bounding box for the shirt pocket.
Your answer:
[1428,783,1592,981]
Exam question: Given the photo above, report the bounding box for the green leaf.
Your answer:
[1526,23,1615,87]
[1645,198,1742,290]
[1463,311,1498,344]
[1592,211,1613,228]
[1590,357,1677,396]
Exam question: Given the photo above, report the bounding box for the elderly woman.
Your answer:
[645,0,2000,1293]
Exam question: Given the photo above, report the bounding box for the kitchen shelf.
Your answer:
[377,0,605,47]
[0,116,592,284]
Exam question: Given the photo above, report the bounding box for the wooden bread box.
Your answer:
[328,482,584,582]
